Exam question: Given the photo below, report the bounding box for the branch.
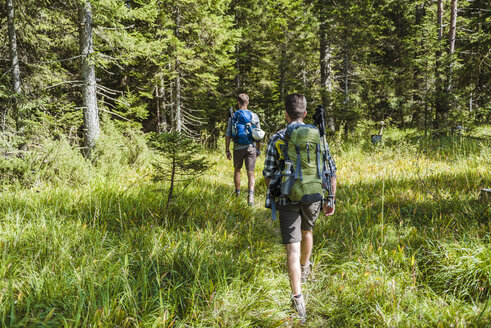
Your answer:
[93,28,117,52]
[30,55,83,65]
[182,115,205,125]
[180,125,200,138]
[98,107,131,121]
[45,80,83,90]
[181,105,204,113]
[98,25,135,30]
[98,53,126,69]
[97,92,130,106]
[94,61,116,75]
[0,67,12,79]
[96,84,123,96]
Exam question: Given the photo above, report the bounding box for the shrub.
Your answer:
[93,119,151,176]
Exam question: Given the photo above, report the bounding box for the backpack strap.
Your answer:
[233,112,238,139]
[246,122,253,137]
[306,142,310,163]
[294,145,303,181]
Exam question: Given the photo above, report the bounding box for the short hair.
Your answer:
[237,93,249,106]
[285,93,306,120]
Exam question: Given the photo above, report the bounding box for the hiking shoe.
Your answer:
[247,193,254,206]
[291,293,306,323]
[301,261,313,282]
[235,189,241,198]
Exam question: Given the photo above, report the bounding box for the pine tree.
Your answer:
[151,132,210,208]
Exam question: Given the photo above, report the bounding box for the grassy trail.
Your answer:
[0,132,490,327]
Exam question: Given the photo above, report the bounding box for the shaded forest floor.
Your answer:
[0,128,490,327]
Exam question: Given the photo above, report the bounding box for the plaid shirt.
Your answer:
[262,122,337,208]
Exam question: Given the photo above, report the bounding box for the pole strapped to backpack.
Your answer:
[271,198,277,221]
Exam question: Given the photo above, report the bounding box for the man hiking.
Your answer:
[225,93,262,206]
[262,93,337,322]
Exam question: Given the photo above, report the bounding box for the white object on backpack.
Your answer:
[251,125,265,141]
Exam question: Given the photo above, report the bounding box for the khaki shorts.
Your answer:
[233,145,256,171]
[278,201,322,244]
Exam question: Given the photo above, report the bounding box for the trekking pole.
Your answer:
[313,105,334,204]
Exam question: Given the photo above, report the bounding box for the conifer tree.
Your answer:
[151,132,210,208]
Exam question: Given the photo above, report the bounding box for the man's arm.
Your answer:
[225,136,232,160]
[330,176,337,199]
[225,117,233,160]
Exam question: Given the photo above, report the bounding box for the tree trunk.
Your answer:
[155,84,162,133]
[155,75,168,134]
[319,5,335,133]
[79,1,99,157]
[344,41,349,105]
[167,155,176,209]
[279,30,287,101]
[344,43,350,137]
[435,0,446,128]
[168,62,175,130]
[344,45,349,105]
[174,6,182,132]
[233,0,241,92]
[235,43,241,92]
[158,76,168,133]
[437,0,444,41]
[6,0,22,131]
[447,0,457,92]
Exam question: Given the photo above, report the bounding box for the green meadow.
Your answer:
[0,128,489,327]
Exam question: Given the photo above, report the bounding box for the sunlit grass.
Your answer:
[0,130,489,327]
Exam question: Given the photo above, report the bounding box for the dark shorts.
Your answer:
[233,145,256,171]
[278,201,322,244]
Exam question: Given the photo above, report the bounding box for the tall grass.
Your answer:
[0,129,489,327]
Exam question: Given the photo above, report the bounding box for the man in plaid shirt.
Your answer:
[262,93,337,322]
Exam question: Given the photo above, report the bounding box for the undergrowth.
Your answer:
[0,127,489,327]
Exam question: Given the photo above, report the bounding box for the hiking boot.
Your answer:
[291,293,306,323]
[235,189,241,198]
[301,261,313,283]
[247,193,254,206]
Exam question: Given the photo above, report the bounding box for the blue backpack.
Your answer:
[232,109,255,145]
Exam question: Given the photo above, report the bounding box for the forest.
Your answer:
[0,0,490,327]
[1,0,489,142]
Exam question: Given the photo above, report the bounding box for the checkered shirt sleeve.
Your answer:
[262,129,285,208]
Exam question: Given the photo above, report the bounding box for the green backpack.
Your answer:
[279,123,325,204]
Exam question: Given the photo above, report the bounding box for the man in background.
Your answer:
[225,93,261,205]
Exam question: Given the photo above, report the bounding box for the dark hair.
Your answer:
[237,93,249,106]
[284,93,306,120]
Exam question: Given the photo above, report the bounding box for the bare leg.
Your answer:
[300,230,313,266]
[247,170,255,192]
[286,242,302,295]
[234,169,241,191]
